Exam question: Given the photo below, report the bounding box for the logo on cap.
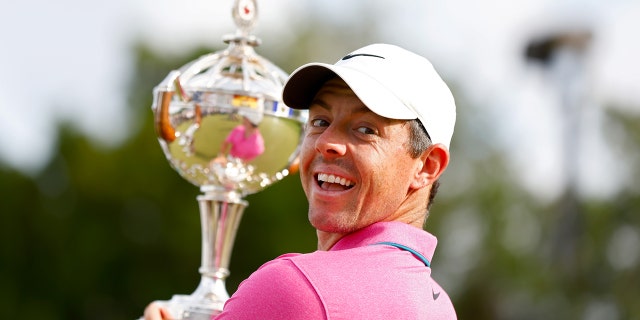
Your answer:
[341,53,385,60]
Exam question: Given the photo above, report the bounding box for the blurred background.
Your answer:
[1,0,639,319]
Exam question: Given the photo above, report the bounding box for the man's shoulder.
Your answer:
[252,250,369,286]
[218,253,325,319]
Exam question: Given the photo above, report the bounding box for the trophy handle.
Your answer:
[155,91,176,143]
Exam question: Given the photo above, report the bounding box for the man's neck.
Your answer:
[316,230,346,251]
[315,216,426,251]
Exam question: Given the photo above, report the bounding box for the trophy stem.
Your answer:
[197,190,248,293]
[150,190,248,320]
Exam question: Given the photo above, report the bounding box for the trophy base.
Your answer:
[149,294,224,320]
[139,276,229,320]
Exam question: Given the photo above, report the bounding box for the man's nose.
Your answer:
[315,127,347,158]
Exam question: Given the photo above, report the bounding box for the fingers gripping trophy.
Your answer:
[142,0,306,318]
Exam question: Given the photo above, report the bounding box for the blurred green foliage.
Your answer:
[1,20,640,320]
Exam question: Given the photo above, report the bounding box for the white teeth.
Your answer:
[318,173,353,187]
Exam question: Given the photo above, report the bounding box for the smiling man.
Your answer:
[145,43,457,319]
[300,76,447,251]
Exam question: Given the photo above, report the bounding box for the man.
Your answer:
[217,112,265,162]
[145,43,457,319]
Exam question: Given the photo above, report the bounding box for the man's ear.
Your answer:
[411,144,450,189]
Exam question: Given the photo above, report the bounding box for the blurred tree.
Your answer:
[0,11,376,320]
[1,6,639,319]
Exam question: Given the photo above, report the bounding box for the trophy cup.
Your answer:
[143,0,306,318]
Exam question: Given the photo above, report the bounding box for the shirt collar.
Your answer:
[330,221,438,265]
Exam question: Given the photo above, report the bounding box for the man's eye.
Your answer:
[356,126,376,135]
[311,119,329,127]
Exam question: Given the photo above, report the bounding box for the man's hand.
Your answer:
[143,302,174,320]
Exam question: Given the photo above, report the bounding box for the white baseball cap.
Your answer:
[282,43,456,149]
[238,109,263,126]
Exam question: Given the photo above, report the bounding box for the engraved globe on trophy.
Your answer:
[144,0,306,318]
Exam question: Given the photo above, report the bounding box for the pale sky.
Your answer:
[1,0,639,202]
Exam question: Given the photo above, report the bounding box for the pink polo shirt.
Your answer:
[215,221,456,319]
[225,125,265,161]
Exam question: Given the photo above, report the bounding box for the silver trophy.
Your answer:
[143,0,306,318]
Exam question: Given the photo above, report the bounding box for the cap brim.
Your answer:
[282,63,417,121]
[282,63,337,109]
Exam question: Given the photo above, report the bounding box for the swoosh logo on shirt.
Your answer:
[432,288,441,300]
[341,53,385,60]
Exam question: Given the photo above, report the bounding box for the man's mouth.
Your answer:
[316,173,355,191]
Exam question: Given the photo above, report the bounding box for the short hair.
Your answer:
[406,119,440,213]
